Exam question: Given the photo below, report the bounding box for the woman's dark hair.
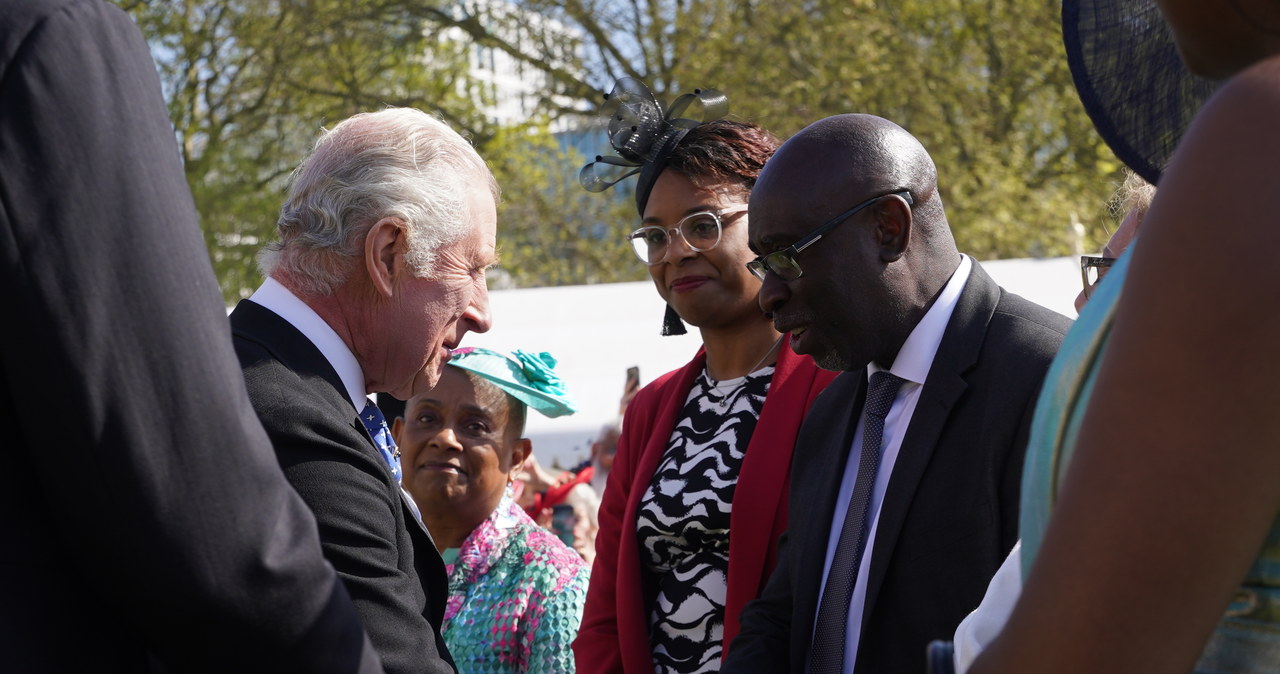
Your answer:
[457,368,528,444]
[664,120,780,195]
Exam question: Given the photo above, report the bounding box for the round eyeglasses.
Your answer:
[625,208,746,265]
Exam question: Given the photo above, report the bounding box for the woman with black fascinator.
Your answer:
[964,0,1280,672]
[573,79,836,673]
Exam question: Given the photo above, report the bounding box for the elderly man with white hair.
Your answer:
[231,107,498,674]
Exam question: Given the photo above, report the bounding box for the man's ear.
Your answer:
[390,415,405,446]
[509,437,533,476]
[365,217,407,297]
[875,196,913,263]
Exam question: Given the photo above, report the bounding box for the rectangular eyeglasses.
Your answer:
[746,190,913,281]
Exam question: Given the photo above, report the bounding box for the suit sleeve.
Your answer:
[0,2,380,672]
[574,394,648,673]
[721,528,796,673]
[1001,357,1049,551]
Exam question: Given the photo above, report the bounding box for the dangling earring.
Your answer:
[661,303,687,336]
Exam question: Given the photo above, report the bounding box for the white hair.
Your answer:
[258,107,498,296]
[1110,169,1157,220]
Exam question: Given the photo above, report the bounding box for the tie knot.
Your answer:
[865,371,905,419]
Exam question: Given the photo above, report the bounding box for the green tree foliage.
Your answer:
[124,0,1124,301]
[694,0,1124,259]
[486,122,641,287]
[118,0,492,301]
[421,0,1125,260]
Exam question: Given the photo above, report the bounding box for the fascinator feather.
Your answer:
[579,77,729,216]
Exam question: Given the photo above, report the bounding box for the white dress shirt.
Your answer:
[249,276,367,411]
[812,254,972,673]
[953,541,1022,672]
[249,278,418,516]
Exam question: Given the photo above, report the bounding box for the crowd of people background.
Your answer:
[5,0,1280,672]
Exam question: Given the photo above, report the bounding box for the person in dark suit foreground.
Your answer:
[722,114,1071,673]
[231,108,498,674]
[1,0,380,671]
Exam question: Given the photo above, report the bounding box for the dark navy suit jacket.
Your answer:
[724,262,1071,673]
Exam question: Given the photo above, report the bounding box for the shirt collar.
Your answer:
[249,277,368,411]
[869,254,972,386]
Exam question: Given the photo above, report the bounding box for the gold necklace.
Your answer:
[705,334,784,411]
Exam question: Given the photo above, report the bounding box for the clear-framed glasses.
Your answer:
[746,190,913,281]
[625,208,746,265]
[1080,255,1115,300]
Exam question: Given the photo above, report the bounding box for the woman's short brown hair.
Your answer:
[664,120,781,196]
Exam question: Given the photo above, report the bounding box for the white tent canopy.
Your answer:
[463,255,1081,468]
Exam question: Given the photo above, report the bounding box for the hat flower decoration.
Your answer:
[510,350,569,397]
[447,347,577,418]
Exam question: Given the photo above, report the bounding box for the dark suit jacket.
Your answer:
[723,261,1071,673]
[0,1,379,671]
[231,299,455,674]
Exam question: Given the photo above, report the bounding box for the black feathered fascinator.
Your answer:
[579,77,729,217]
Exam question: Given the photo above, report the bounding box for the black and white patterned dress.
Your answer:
[636,365,774,673]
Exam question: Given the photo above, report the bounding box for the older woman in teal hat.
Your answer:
[392,346,589,673]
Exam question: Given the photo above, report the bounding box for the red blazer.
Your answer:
[574,336,837,672]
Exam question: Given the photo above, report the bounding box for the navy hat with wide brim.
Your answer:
[1063,0,1220,185]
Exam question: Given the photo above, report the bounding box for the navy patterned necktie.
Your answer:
[358,399,402,484]
[809,370,906,674]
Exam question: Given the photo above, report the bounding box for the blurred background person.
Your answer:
[574,79,837,673]
[969,0,1280,671]
[393,347,589,673]
[586,419,619,500]
[517,379,627,565]
[1074,171,1156,314]
[519,420,617,519]
[559,421,619,565]
[519,366,632,520]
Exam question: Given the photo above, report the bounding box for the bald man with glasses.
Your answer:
[722,114,1072,674]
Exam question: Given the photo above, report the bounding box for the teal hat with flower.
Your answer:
[446,347,578,418]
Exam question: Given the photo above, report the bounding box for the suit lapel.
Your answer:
[231,299,355,422]
[231,299,450,620]
[352,421,438,560]
[232,299,401,473]
[859,263,1001,633]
